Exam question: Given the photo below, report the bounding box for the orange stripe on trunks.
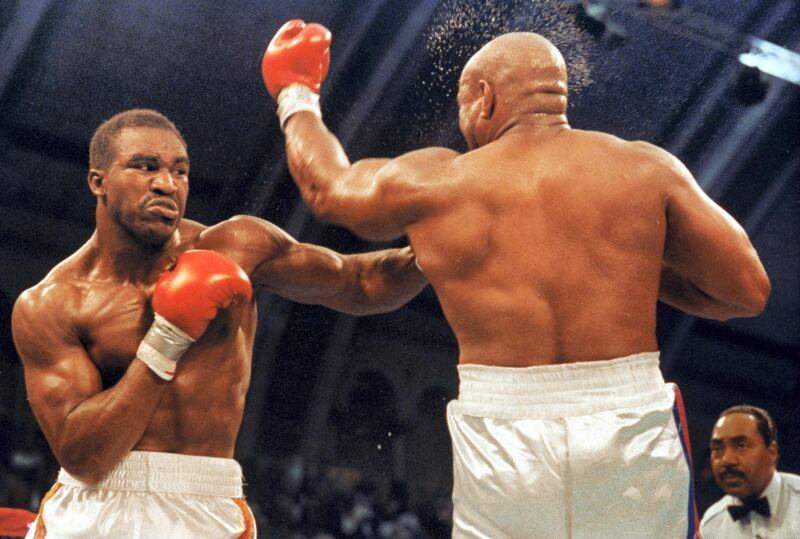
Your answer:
[233,498,255,539]
[33,482,63,539]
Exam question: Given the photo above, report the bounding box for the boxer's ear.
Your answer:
[478,80,494,119]
[88,169,107,195]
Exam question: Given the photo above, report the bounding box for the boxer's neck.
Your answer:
[89,225,180,282]
[475,88,568,146]
[486,112,569,146]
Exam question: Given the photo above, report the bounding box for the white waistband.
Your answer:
[57,451,244,498]
[452,352,669,419]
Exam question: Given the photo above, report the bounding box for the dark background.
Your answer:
[1,0,798,536]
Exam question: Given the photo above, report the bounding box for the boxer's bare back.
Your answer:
[268,30,770,367]
[405,129,671,365]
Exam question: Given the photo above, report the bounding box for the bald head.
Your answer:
[460,32,568,113]
[456,32,569,148]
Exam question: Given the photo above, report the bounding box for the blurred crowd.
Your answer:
[0,414,54,518]
[242,455,452,538]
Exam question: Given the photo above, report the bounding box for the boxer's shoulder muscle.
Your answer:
[609,136,689,186]
[563,129,684,194]
[379,147,459,189]
[15,244,149,371]
[561,129,649,165]
[12,273,87,369]
[16,268,133,338]
[176,218,208,244]
[14,245,91,323]
[194,215,295,275]
[366,147,459,220]
[393,146,459,169]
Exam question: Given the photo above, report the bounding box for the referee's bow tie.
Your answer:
[728,497,771,521]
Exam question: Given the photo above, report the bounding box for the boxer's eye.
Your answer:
[128,157,160,172]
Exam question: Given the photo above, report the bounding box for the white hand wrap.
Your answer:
[277,83,321,131]
[136,314,195,381]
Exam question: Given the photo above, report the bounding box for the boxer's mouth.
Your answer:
[146,199,179,220]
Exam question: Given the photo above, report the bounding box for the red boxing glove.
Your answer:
[0,507,37,537]
[153,250,253,339]
[137,250,252,380]
[262,19,331,99]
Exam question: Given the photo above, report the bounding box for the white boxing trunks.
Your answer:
[447,352,699,539]
[25,451,256,539]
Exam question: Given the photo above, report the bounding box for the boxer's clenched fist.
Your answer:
[137,250,252,380]
[262,19,331,99]
[152,250,252,339]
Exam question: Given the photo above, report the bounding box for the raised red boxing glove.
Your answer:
[262,19,331,99]
[137,250,252,380]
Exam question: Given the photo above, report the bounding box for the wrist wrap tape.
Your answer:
[136,314,195,381]
[277,83,321,130]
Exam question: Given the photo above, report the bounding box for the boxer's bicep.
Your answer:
[199,215,294,278]
[662,162,769,317]
[286,111,453,239]
[322,148,454,241]
[663,168,741,265]
[254,241,358,305]
[331,158,410,238]
[12,295,102,453]
[203,214,370,301]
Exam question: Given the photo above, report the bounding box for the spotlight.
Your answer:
[638,0,682,9]
[573,1,628,49]
[732,66,769,105]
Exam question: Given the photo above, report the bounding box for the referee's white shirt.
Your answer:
[700,471,800,539]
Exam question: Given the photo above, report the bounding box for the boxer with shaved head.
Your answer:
[12,108,426,538]
[263,22,770,538]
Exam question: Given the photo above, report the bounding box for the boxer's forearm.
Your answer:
[350,246,428,314]
[284,112,351,218]
[320,246,427,315]
[283,113,398,241]
[264,21,350,218]
[658,264,767,320]
[266,22,409,242]
[55,361,167,484]
[318,247,428,316]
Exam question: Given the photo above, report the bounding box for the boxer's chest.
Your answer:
[77,282,154,382]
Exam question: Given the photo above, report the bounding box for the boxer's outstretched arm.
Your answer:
[258,240,426,315]
[200,216,427,314]
[655,149,770,319]
[262,19,453,240]
[12,288,168,484]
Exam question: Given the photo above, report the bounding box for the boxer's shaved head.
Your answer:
[460,32,568,112]
[457,32,568,149]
